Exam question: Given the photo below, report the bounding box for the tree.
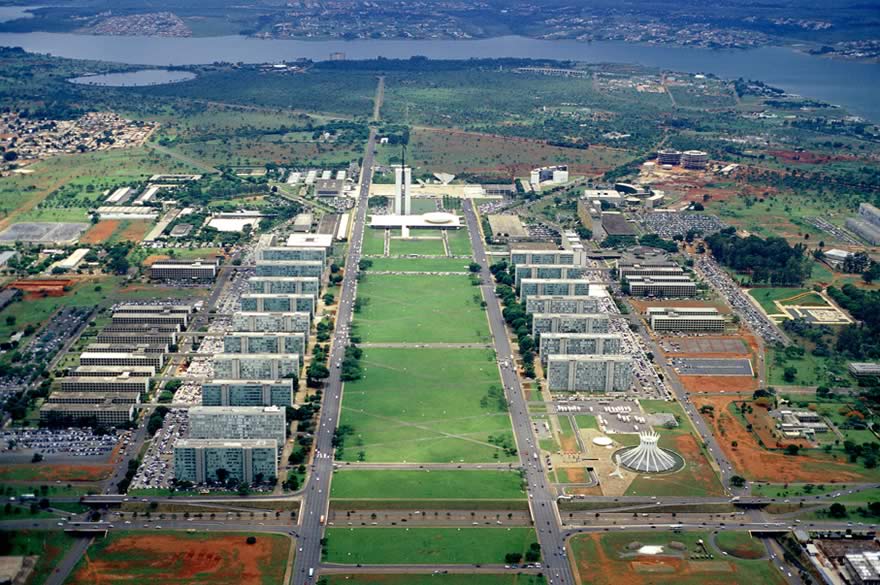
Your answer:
[468,262,481,273]
[785,444,801,456]
[730,475,746,488]
[829,502,847,518]
[215,468,229,484]
[783,366,797,383]
[246,536,257,545]
[505,552,523,563]
[31,453,42,463]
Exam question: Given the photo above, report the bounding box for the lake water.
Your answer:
[0,31,878,121]
[0,6,41,23]
[69,69,196,87]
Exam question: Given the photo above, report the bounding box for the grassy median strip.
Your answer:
[323,527,538,565]
[330,470,526,499]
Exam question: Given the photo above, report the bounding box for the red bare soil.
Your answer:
[9,279,73,299]
[68,533,289,585]
[680,375,758,394]
[80,220,118,244]
[117,220,151,242]
[695,395,871,482]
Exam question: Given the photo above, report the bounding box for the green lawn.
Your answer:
[715,531,766,559]
[446,228,473,256]
[330,470,525,500]
[366,257,470,272]
[338,348,516,463]
[389,236,446,256]
[574,415,598,430]
[323,527,538,564]
[0,531,77,585]
[324,576,546,585]
[355,274,490,343]
[747,288,810,315]
[362,228,387,256]
[570,531,786,585]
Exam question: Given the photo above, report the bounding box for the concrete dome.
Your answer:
[422,212,457,225]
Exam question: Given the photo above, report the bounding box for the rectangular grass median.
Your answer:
[323,527,538,565]
[330,469,526,500]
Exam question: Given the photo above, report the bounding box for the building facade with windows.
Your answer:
[231,312,311,333]
[188,406,286,446]
[532,313,611,335]
[240,294,315,315]
[254,261,324,278]
[201,380,294,407]
[546,355,634,392]
[538,333,624,364]
[525,295,601,315]
[173,439,278,485]
[212,354,300,380]
[223,333,306,362]
[247,277,321,297]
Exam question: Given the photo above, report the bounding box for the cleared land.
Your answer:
[338,348,516,463]
[67,531,290,585]
[330,470,525,500]
[324,527,537,565]
[696,395,880,483]
[569,531,785,585]
[355,274,490,343]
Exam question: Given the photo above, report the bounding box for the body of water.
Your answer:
[0,6,41,23]
[69,69,196,87]
[0,32,878,121]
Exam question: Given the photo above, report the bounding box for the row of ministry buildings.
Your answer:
[510,242,634,393]
[173,234,332,486]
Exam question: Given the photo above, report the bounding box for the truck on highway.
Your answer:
[319,514,326,525]
[309,568,314,577]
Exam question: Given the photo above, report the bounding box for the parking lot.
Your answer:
[671,357,753,376]
[695,255,786,345]
[553,397,645,434]
[0,428,122,457]
[130,409,188,490]
[641,212,726,239]
[661,337,746,354]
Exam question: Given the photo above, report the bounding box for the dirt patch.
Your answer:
[695,395,872,483]
[68,533,290,585]
[9,279,74,299]
[560,467,587,483]
[80,220,118,244]
[680,375,758,393]
[143,255,171,266]
[117,220,151,242]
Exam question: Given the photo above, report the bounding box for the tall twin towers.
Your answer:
[393,164,412,216]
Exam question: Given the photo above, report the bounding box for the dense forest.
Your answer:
[829,284,880,359]
[705,228,812,286]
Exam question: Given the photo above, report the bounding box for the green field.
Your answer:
[324,576,545,585]
[323,527,538,564]
[330,470,525,500]
[362,228,388,256]
[355,274,489,343]
[747,288,810,314]
[573,415,598,430]
[714,531,766,559]
[366,257,470,272]
[569,531,785,585]
[389,236,446,256]
[0,531,77,585]
[446,228,473,256]
[338,348,515,463]
[751,484,880,502]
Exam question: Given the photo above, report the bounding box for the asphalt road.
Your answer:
[291,126,376,585]
[463,199,575,585]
